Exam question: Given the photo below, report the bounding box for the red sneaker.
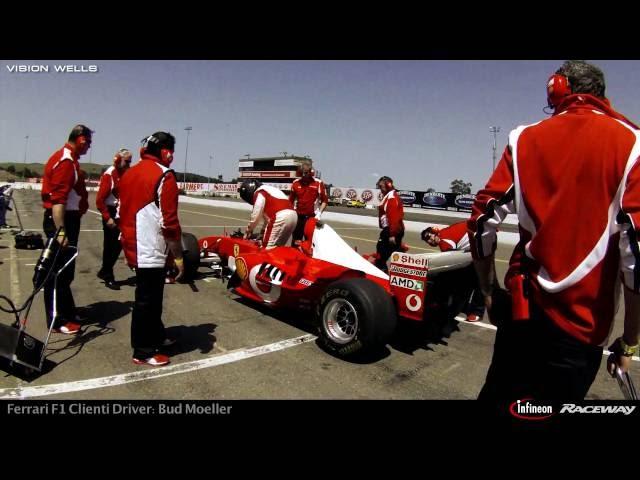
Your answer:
[53,321,81,334]
[132,354,170,366]
[466,314,482,323]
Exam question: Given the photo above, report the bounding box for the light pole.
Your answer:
[22,135,29,179]
[183,126,192,185]
[209,155,213,192]
[489,126,500,171]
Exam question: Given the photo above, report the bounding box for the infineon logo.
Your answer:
[389,276,424,292]
[389,264,428,278]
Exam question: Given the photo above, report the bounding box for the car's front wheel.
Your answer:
[316,278,397,359]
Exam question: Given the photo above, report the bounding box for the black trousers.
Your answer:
[292,214,313,242]
[43,209,81,328]
[478,302,603,406]
[131,267,168,359]
[375,227,404,272]
[100,206,122,278]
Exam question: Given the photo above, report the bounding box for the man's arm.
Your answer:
[246,193,265,237]
[96,172,114,223]
[614,155,640,372]
[318,181,328,215]
[159,172,184,280]
[469,146,517,308]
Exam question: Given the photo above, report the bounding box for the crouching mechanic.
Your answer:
[289,162,328,242]
[96,148,132,289]
[375,176,404,272]
[422,222,486,322]
[118,132,183,366]
[239,180,297,249]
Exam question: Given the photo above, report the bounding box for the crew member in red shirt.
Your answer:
[289,162,328,242]
[239,180,297,249]
[96,148,132,289]
[375,176,404,272]
[469,60,640,403]
[40,124,92,334]
[118,132,183,366]
[422,222,485,322]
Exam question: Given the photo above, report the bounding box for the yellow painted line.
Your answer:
[181,209,248,223]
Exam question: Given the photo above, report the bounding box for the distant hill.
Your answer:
[0,162,228,183]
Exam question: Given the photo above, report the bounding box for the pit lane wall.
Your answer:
[178,196,520,246]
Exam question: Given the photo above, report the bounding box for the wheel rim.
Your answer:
[322,298,359,344]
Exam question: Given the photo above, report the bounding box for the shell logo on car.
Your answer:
[235,257,248,280]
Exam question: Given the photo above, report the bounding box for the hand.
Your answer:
[173,257,185,282]
[607,337,636,375]
[106,218,117,229]
[316,212,323,221]
[56,229,69,248]
[608,353,633,376]
[244,229,252,240]
[389,236,397,246]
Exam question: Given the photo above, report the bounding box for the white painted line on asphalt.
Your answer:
[24,263,36,266]
[0,333,318,399]
[453,315,639,362]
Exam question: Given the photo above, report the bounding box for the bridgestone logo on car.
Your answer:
[389,276,424,292]
[389,264,428,278]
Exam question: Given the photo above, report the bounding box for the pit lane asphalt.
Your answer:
[0,190,635,399]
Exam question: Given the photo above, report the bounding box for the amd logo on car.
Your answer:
[389,276,424,292]
[423,192,447,207]
[361,190,373,202]
[398,190,416,205]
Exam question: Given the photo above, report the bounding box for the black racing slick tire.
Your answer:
[181,232,200,281]
[316,278,397,359]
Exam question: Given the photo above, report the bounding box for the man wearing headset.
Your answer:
[40,124,92,335]
[375,176,404,272]
[469,60,640,403]
[239,180,297,249]
[289,161,328,242]
[96,148,132,289]
[118,132,183,366]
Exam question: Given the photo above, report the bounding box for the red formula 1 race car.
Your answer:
[180,219,475,359]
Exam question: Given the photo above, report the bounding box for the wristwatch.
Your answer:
[620,338,639,357]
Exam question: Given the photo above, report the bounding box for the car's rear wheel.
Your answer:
[317,278,397,359]
[181,232,200,281]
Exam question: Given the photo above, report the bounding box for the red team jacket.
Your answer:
[117,153,182,269]
[289,177,328,216]
[468,94,640,346]
[378,189,404,237]
[436,221,470,252]
[41,143,87,212]
[96,164,125,221]
[249,185,295,229]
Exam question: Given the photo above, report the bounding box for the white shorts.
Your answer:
[263,209,297,249]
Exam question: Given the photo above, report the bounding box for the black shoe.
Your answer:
[97,270,110,281]
[105,279,120,290]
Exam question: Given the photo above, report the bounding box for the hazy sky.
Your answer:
[1,60,639,192]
